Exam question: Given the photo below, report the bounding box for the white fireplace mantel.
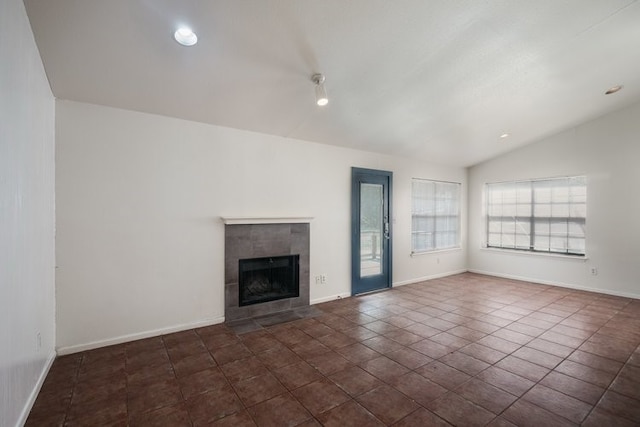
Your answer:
[220,216,314,225]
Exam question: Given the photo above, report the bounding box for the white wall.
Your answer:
[0,0,56,426]
[468,101,640,299]
[55,100,467,353]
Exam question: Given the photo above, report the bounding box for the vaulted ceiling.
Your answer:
[24,0,640,166]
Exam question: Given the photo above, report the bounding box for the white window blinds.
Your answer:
[486,176,586,256]
[411,179,461,253]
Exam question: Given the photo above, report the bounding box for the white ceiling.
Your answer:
[24,0,640,167]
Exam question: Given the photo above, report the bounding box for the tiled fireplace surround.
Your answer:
[224,221,310,322]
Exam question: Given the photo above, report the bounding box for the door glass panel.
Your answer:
[360,183,383,277]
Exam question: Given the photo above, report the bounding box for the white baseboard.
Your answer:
[393,269,468,287]
[311,293,351,305]
[468,269,640,300]
[17,350,56,427]
[56,316,225,355]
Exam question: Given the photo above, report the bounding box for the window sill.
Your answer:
[480,246,588,261]
[411,247,462,257]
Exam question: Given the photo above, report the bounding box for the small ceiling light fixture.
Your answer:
[500,133,510,139]
[174,27,198,46]
[312,73,328,106]
[605,85,623,95]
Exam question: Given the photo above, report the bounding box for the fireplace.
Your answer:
[239,255,299,306]
[223,218,311,322]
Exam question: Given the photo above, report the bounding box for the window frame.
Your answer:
[411,178,461,254]
[485,176,587,257]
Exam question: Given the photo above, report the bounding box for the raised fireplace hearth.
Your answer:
[223,218,311,322]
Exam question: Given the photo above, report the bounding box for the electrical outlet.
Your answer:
[591,268,598,276]
[321,275,327,284]
[36,332,42,352]
[315,276,322,284]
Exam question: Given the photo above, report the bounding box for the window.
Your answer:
[486,176,586,256]
[411,179,461,253]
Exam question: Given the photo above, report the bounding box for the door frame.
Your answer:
[351,167,393,295]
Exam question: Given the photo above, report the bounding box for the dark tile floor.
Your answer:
[27,273,640,426]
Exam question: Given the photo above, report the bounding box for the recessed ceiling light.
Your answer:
[605,85,623,95]
[500,133,510,139]
[174,27,197,46]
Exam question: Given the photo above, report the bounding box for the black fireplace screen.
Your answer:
[238,255,300,306]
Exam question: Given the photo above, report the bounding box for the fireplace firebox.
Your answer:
[239,255,299,306]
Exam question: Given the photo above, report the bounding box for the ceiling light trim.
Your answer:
[174,27,198,46]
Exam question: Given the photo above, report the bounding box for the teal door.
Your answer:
[351,168,392,295]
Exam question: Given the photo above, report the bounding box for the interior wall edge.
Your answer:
[392,269,469,288]
[54,269,471,355]
[56,316,225,356]
[16,351,56,427]
[468,269,640,300]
